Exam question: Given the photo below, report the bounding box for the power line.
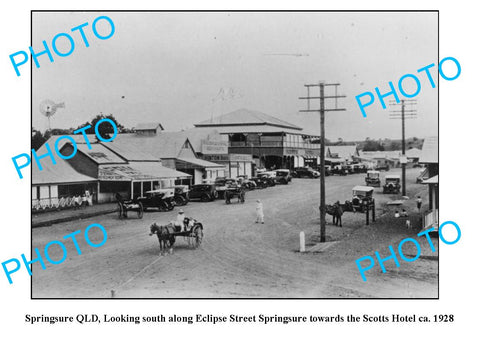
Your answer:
[299,82,346,243]
[389,99,417,196]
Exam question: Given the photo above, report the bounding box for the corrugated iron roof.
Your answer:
[75,143,127,164]
[419,136,438,163]
[98,162,191,181]
[135,122,164,131]
[195,108,302,130]
[32,158,97,185]
[110,133,189,159]
[177,157,226,169]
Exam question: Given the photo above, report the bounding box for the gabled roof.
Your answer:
[98,162,191,181]
[33,160,98,185]
[195,108,302,131]
[419,136,438,164]
[406,147,422,159]
[359,150,401,160]
[110,132,192,159]
[32,135,99,185]
[135,122,164,131]
[73,143,127,164]
[178,128,225,153]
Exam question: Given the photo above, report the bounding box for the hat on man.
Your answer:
[179,209,184,214]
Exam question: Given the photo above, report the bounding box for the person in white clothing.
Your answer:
[175,209,186,231]
[255,199,264,224]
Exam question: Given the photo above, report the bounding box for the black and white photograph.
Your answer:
[29,11,439,299]
[3,0,480,338]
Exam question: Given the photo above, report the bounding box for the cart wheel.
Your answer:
[117,203,124,219]
[137,202,144,219]
[192,226,203,248]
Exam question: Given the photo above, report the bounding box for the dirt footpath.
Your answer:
[31,168,437,298]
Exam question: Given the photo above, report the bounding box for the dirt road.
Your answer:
[32,168,438,298]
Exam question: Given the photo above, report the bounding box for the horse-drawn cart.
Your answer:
[149,217,204,255]
[225,185,246,204]
[116,193,144,219]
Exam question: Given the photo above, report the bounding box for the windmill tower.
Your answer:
[39,99,65,131]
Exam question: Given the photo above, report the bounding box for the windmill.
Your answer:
[39,99,65,131]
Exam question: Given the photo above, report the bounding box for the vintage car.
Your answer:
[274,169,292,184]
[331,164,348,176]
[250,176,270,189]
[292,167,320,178]
[257,171,277,186]
[346,185,375,212]
[172,185,189,205]
[137,188,175,211]
[365,170,381,187]
[353,163,367,173]
[375,163,390,171]
[383,175,401,194]
[236,175,256,190]
[189,184,218,202]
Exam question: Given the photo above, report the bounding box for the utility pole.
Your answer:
[299,82,345,242]
[389,99,417,196]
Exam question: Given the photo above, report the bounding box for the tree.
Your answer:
[32,130,46,150]
[76,114,125,140]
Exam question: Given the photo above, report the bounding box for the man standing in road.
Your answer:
[416,196,423,212]
[255,199,264,224]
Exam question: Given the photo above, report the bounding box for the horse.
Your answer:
[326,201,343,227]
[149,223,176,256]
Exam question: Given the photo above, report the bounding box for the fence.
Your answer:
[32,196,93,212]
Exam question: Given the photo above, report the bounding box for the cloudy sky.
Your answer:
[32,11,438,141]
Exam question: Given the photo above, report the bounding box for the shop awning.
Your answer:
[422,175,438,184]
[99,162,191,181]
[176,157,226,170]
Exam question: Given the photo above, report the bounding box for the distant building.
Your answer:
[134,122,164,136]
[358,150,402,168]
[405,147,422,164]
[326,145,359,163]
[194,108,321,170]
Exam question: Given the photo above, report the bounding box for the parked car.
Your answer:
[345,185,375,212]
[236,175,256,190]
[383,175,401,194]
[189,184,217,202]
[172,185,189,206]
[375,164,390,171]
[274,169,292,184]
[137,188,175,211]
[292,167,320,178]
[257,171,276,186]
[251,176,269,189]
[365,170,381,187]
[331,164,347,176]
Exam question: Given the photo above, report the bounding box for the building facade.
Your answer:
[194,108,321,170]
